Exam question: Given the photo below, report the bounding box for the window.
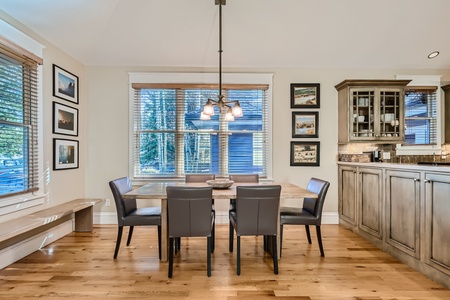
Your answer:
[0,41,41,198]
[129,73,272,179]
[395,75,441,155]
[404,87,437,145]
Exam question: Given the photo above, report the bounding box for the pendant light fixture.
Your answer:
[200,0,243,121]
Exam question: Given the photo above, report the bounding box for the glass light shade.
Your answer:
[203,102,215,116]
[225,108,235,121]
[232,102,243,117]
[200,111,211,120]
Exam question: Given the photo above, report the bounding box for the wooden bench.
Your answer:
[0,198,103,249]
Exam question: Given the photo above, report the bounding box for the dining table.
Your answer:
[123,181,318,262]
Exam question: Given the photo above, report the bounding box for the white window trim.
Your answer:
[395,75,442,156]
[128,72,274,183]
[0,19,46,215]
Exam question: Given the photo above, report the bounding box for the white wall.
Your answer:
[85,66,450,223]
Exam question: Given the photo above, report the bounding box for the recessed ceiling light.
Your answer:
[428,51,439,59]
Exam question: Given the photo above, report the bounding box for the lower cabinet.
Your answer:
[424,172,450,277]
[338,163,450,289]
[338,165,383,245]
[384,169,421,259]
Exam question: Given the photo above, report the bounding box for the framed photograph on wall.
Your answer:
[53,138,79,170]
[292,111,319,138]
[290,141,320,166]
[53,102,78,136]
[290,83,320,108]
[53,64,79,104]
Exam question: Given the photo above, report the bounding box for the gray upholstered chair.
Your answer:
[279,177,330,257]
[184,174,216,251]
[109,177,161,259]
[228,174,259,251]
[166,186,214,278]
[229,185,281,275]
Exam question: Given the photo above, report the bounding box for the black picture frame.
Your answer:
[290,141,320,166]
[53,64,79,104]
[53,138,79,170]
[292,111,319,138]
[52,102,78,136]
[290,83,320,108]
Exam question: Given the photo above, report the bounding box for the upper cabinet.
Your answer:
[335,80,411,144]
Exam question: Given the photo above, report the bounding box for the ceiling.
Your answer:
[0,0,449,69]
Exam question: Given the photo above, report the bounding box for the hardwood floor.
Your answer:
[0,224,449,299]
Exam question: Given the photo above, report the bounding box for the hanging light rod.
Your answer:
[201,0,243,121]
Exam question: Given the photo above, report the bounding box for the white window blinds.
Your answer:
[132,83,269,178]
[0,42,40,198]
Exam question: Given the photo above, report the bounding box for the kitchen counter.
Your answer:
[337,161,450,172]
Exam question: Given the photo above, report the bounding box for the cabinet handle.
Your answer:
[413,178,420,182]
[424,179,431,183]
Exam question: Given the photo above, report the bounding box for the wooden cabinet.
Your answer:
[423,172,450,276]
[335,80,410,144]
[338,165,357,226]
[338,165,383,245]
[385,169,421,259]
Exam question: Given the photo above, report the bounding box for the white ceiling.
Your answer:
[0,0,449,69]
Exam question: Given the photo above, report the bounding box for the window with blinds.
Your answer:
[132,83,268,178]
[404,87,437,145]
[0,43,40,198]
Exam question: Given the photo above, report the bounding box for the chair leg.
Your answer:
[157,225,162,260]
[126,226,134,246]
[113,226,123,259]
[211,215,215,254]
[207,236,212,277]
[316,225,324,257]
[305,225,312,244]
[168,238,174,278]
[236,235,241,276]
[272,235,278,275]
[279,224,284,258]
[229,221,234,252]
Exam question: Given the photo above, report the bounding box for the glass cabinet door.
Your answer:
[379,90,401,138]
[351,90,375,140]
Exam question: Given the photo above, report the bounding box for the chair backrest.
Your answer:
[235,185,281,236]
[167,186,213,238]
[185,174,215,183]
[109,177,137,225]
[303,177,330,222]
[229,174,259,183]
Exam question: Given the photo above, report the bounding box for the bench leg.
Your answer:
[74,206,94,232]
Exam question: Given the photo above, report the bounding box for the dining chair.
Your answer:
[166,186,214,278]
[184,174,216,251]
[229,185,281,275]
[279,177,330,257]
[109,177,161,259]
[228,174,259,251]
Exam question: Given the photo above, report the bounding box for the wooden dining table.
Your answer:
[123,181,317,262]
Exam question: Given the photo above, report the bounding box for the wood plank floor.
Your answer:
[0,224,449,299]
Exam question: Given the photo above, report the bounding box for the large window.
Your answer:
[0,42,40,198]
[130,73,272,179]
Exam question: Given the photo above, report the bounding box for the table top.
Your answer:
[123,181,317,199]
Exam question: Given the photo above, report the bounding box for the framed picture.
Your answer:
[290,83,320,108]
[290,141,320,166]
[53,64,79,104]
[53,138,79,170]
[292,111,319,138]
[53,102,78,136]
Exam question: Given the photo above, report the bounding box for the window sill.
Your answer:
[0,193,46,217]
[395,144,442,156]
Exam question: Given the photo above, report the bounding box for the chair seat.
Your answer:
[280,207,318,225]
[123,207,161,226]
